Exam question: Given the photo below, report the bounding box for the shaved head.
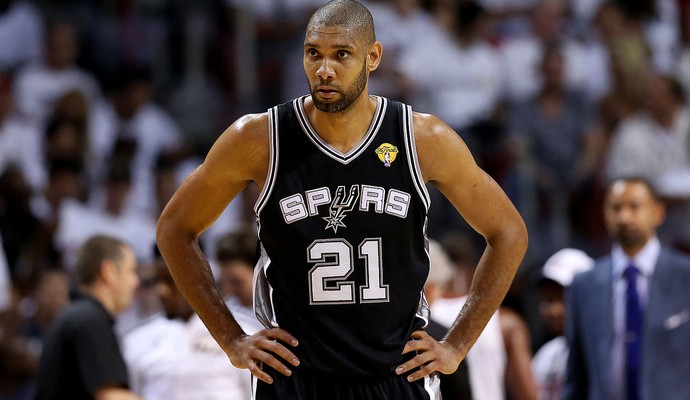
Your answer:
[307,0,376,46]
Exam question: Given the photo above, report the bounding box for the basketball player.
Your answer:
[156,1,528,398]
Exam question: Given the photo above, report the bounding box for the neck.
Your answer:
[306,93,377,153]
[81,285,117,316]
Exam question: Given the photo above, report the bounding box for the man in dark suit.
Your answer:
[563,177,690,400]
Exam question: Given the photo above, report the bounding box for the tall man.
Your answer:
[156,0,528,398]
[35,235,141,400]
[563,177,690,399]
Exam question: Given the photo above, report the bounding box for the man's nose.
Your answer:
[317,58,335,81]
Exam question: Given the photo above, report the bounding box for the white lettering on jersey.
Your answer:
[280,194,308,223]
[385,189,411,218]
[279,185,411,226]
[359,185,385,213]
[305,187,331,216]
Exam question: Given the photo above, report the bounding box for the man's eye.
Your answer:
[308,49,318,57]
[338,51,349,58]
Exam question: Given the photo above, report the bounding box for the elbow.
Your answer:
[489,213,529,261]
[514,216,529,256]
[155,210,186,254]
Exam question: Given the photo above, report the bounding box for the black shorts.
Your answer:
[252,368,441,400]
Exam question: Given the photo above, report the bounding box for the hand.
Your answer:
[227,328,300,384]
[395,330,464,382]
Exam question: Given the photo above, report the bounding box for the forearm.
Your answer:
[443,225,527,357]
[156,221,245,350]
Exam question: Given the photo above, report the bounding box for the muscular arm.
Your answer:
[398,113,528,381]
[157,113,266,346]
[156,114,299,383]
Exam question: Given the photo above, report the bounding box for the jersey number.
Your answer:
[307,238,389,304]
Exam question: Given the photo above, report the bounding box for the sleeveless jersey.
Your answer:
[254,95,431,377]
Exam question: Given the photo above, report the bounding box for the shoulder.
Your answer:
[659,247,690,275]
[48,299,109,337]
[203,112,270,182]
[216,112,270,148]
[411,112,466,155]
[409,111,474,182]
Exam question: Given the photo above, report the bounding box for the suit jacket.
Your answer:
[563,246,690,400]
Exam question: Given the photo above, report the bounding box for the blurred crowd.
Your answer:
[0,0,689,398]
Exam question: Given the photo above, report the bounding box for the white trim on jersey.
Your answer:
[253,243,278,329]
[294,95,387,164]
[424,374,442,400]
[401,104,431,211]
[254,106,280,219]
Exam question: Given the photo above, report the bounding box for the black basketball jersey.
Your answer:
[254,95,431,377]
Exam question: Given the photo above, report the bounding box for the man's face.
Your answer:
[114,246,139,314]
[303,25,369,113]
[155,260,193,320]
[219,260,254,307]
[603,180,664,252]
[538,281,565,336]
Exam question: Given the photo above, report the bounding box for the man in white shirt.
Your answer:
[123,250,252,400]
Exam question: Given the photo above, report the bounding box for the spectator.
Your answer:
[531,248,594,400]
[122,246,251,400]
[499,0,609,103]
[509,43,596,259]
[54,162,156,268]
[432,234,538,400]
[88,68,185,217]
[604,75,689,184]
[34,235,141,400]
[604,73,690,250]
[398,1,501,134]
[214,226,264,335]
[424,239,473,400]
[366,0,442,100]
[0,0,44,72]
[0,73,44,192]
[563,177,690,399]
[0,165,41,281]
[13,20,100,123]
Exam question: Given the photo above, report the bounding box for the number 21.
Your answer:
[307,238,389,304]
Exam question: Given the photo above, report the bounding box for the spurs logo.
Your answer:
[323,185,360,233]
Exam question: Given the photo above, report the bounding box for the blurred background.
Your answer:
[0,0,689,398]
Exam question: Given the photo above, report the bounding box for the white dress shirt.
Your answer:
[610,237,660,400]
[123,314,252,400]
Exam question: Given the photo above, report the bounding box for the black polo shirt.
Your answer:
[35,294,130,400]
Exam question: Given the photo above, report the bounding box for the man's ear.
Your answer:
[100,260,118,285]
[367,41,383,71]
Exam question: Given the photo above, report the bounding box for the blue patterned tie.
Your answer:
[625,263,642,400]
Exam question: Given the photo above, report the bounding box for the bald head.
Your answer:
[307,0,376,46]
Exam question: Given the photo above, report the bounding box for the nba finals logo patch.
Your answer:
[375,143,398,167]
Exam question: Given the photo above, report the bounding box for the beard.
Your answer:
[612,226,647,250]
[310,62,367,113]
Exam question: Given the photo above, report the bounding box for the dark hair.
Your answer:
[606,176,660,201]
[215,226,257,266]
[308,0,376,45]
[74,235,128,285]
[456,1,487,32]
[49,157,83,178]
